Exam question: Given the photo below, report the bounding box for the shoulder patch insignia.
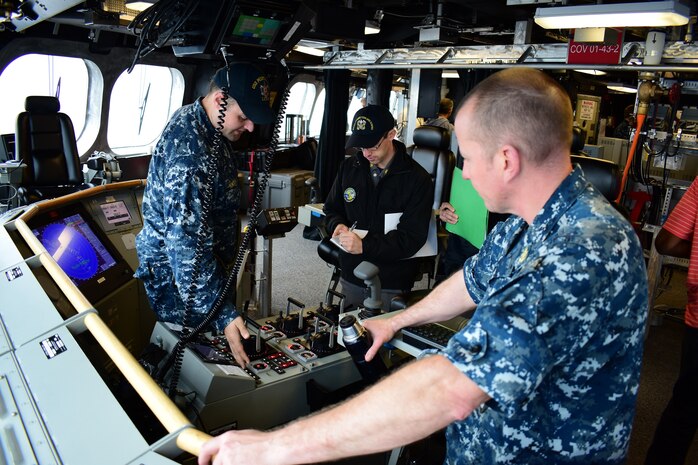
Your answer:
[343,187,357,202]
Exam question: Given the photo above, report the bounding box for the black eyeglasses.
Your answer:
[359,132,389,152]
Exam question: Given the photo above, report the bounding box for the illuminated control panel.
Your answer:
[150,299,361,434]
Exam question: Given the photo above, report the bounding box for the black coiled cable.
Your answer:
[127,0,199,73]
[159,65,292,395]
[163,87,230,396]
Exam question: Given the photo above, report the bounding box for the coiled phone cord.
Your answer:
[160,64,291,397]
[163,87,230,396]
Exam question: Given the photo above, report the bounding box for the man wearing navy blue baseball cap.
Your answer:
[136,62,274,369]
[323,104,434,310]
[211,63,275,132]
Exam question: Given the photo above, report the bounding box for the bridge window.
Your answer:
[278,81,316,143]
[346,89,407,140]
[107,65,184,156]
[346,89,366,132]
[308,88,325,138]
[0,54,100,156]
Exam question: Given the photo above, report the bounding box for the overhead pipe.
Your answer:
[615,73,665,205]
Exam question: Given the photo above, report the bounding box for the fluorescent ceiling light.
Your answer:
[574,69,607,76]
[607,84,637,94]
[125,1,156,12]
[294,45,326,57]
[534,1,690,29]
[442,70,460,79]
[365,20,380,35]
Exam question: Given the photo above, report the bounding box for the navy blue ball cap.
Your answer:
[213,63,274,125]
[346,105,395,149]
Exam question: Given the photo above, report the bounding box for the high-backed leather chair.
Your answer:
[571,155,621,203]
[15,96,90,204]
[410,126,456,210]
[571,126,587,155]
[408,125,456,284]
[569,126,622,203]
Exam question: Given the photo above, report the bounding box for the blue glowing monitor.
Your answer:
[31,204,132,303]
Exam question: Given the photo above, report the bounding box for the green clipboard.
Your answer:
[444,167,488,248]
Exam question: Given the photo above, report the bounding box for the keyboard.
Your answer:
[401,323,457,351]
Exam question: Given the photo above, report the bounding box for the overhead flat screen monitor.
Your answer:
[30,203,133,303]
[230,14,283,46]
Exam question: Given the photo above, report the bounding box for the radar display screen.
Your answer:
[33,213,117,282]
[30,203,132,304]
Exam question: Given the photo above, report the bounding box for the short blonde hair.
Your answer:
[464,68,572,164]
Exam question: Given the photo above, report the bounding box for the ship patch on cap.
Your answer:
[353,116,374,132]
[252,76,270,103]
[345,105,395,149]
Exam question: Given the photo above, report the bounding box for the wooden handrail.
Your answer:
[11,179,212,457]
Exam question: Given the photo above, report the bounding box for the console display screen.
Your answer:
[29,203,133,304]
[33,213,117,282]
[99,201,132,226]
[0,134,14,162]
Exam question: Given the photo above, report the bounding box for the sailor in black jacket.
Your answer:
[324,105,434,309]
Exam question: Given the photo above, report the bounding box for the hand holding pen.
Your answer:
[332,221,357,236]
[336,221,362,254]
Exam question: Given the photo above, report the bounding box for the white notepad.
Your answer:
[330,229,368,252]
[384,212,437,259]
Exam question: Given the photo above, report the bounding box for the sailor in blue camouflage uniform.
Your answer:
[135,63,273,367]
[438,171,646,463]
[197,68,649,465]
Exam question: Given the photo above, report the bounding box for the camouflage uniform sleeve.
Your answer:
[443,239,613,417]
[162,154,238,333]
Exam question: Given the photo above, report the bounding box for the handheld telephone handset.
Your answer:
[159,50,291,395]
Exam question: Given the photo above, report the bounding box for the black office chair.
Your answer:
[408,125,456,285]
[15,96,91,205]
[571,125,587,155]
[318,235,342,294]
[570,126,622,204]
[570,155,621,203]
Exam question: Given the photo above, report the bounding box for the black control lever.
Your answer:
[325,289,346,312]
[243,316,264,354]
[328,323,336,349]
[314,312,336,349]
[286,297,306,330]
[315,312,335,327]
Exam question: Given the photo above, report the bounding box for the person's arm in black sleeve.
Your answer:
[362,172,434,261]
[323,161,350,236]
